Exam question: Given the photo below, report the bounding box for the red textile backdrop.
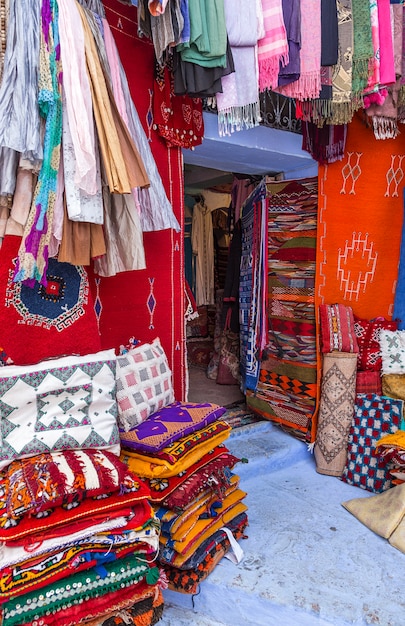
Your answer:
[91,1,186,399]
[316,112,404,321]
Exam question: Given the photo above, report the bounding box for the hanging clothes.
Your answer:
[192,197,215,307]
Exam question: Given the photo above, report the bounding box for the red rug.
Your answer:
[89,1,186,399]
[316,113,404,321]
[0,235,101,365]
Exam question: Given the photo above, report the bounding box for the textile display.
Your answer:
[356,370,382,395]
[146,446,239,507]
[82,587,164,626]
[394,189,405,330]
[0,349,120,470]
[119,402,226,453]
[316,113,403,321]
[376,431,405,483]
[0,532,158,601]
[354,316,398,371]
[3,449,141,520]
[163,513,248,593]
[120,421,232,479]
[239,181,268,393]
[91,1,186,402]
[0,235,101,366]
[380,330,405,374]
[382,374,405,406]
[116,337,175,431]
[246,178,319,442]
[0,481,153,543]
[0,555,159,626]
[314,351,357,476]
[341,393,403,492]
[319,303,359,353]
[342,483,405,554]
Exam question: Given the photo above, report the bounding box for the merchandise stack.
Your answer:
[0,349,164,626]
[115,338,249,594]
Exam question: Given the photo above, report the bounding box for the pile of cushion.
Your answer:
[0,349,163,625]
[116,338,249,593]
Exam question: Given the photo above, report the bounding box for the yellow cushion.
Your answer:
[342,483,405,538]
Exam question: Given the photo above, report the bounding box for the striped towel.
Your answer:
[258,0,289,91]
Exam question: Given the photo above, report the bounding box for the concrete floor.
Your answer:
[158,370,405,626]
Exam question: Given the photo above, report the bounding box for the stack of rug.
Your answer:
[118,400,248,595]
[0,349,164,626]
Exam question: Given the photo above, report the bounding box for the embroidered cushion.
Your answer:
[119,401,226,454]
[380,330,405,374]
[4,449,142,520]
[0,349,119,470]
[115,337,174,431]
[341,393,402,493]
[120,421,232,479]
[319,303,359,353]
[354,317,398,371]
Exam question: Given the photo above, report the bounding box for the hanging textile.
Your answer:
[316,112,403,321]
[13,0,62,285]
[246,178,319,442]
[257,0,289,91]
[239,181,268,393]
[216,0,262,136]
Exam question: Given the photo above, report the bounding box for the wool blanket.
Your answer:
[316,112,404,321]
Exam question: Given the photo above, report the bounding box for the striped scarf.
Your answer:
[258,0,288,91]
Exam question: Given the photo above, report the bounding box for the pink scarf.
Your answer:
[277,0,321,100]
[377,0,395,86]
[258,0,289,91]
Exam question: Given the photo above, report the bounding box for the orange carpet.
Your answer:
[316,113,405,321]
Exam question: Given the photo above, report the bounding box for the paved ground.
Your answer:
[158,420,405,626]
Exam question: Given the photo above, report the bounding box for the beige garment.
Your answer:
[58,206,106,266]
[5,168,34,236]
[0,195,9,239]
[78,4,149,193]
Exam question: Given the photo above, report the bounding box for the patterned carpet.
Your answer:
[221,401,264,429]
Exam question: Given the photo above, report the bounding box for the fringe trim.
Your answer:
[299,99,333,126]
[328,99,362,125]
[372,116,400,140]
[352,57,371,95]
[286,71,321,100]
[218,101,261,137]
[259,54,289,92]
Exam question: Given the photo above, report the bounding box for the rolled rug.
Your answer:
[314,351,357,476]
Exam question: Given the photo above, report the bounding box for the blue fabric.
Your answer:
[393,189,405,328]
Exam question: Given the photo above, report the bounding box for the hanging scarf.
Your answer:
[351,0,373,99]
[301,121,347,164]
[13,0,62,286]
[216,0,261,136]
[365,0,380,92]
[278,0,301,87]
[58,0,97,195]
[277,0,321,100]
[258,0,288,91]
[377,0,395,86]
[329,0,355,124]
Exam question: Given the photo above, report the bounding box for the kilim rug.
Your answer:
[246,178,319,442]
[89,1,186,400]
[316,112,404,321]
[222,400,264,429]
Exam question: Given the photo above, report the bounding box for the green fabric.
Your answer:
[177,0,227,68]
[351,0,374,96]
[2,555,158,626]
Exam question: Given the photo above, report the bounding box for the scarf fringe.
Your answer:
[291,72,321,101]
[329,100,361,125]
[352,58,371,95]
[259,55,289,92]
[218,102,261,137]
[299,99,334,126]
[372,116,399,139]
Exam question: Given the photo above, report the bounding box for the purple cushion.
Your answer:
[119,401,226,453]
